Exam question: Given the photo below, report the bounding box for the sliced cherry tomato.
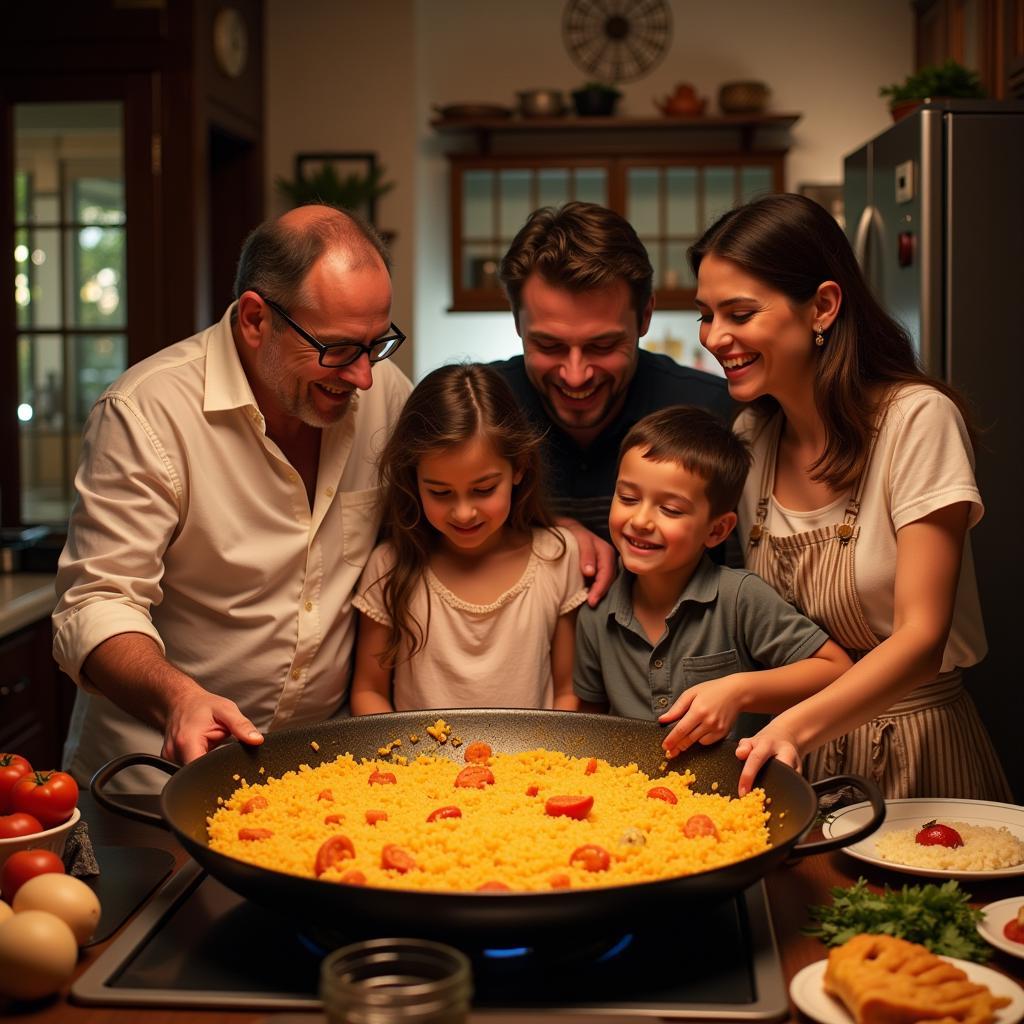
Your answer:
[324,813,345,825]
[240,795,268,815]
[544,795,594,820]
[318,789,334,802]
[584,758,598,775]
[454,765,494,789]
[0,812,44,839]
[915,820,964,848]
[0,754,33,814]
[9,770,79,828]
[1003,918,1024,945]
[525,784,540,797]
[365,809,388,825]
[1,848,65,902]
[683,814,719,840]
[315,835,356,876]
[340,870,366,886]
[570,844,610,872]
[464,741,492,763]
[426,805,462,822]
[381,844,415,873]
[477,880,510,891]
[238,828,273,841]
[647,786,678,804]
[549,873,572,889]
[368,769,397,786]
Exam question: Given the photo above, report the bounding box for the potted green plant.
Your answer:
[880,60,985,121]
[571,81,623,117]
[275,161,394,219]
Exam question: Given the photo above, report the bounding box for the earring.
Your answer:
[814,323,825,347]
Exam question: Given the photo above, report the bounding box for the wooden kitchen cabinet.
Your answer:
[436,115,796,312]
[0,617,75,768]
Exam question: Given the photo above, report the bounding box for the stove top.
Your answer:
[72,861,788,1020]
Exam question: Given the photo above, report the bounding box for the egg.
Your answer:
[0,909,78,1000]
[0,899,11,925]
[13,873,101,944]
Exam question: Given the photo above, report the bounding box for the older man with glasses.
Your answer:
[53,205,412,791]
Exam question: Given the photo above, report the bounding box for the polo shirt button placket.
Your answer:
[657,696,669,709]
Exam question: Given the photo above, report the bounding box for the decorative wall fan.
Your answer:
[562,0,672,84]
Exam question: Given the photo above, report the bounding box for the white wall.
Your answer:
[265,1,913,381]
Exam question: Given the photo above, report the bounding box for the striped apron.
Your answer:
[746,415,1011,802]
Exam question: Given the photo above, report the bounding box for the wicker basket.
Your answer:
[718,80,770,115]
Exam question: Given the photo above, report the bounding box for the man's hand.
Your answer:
[556,517,617,606]
[160,690,264,764]
[734,728,802,796]
[658,676,745,758]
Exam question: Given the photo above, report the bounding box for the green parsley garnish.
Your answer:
[803,878,991,963]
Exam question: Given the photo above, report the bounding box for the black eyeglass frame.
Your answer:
[260,296,406,368]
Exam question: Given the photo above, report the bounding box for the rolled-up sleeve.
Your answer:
[52,393,180,687]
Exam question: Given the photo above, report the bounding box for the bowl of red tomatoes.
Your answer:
[0,754,80,872]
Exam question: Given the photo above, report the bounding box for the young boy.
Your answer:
[574,406,852,759]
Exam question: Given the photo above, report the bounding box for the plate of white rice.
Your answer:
[822,799,1024,880]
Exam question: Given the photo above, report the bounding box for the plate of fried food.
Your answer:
[823,799,1024,880]
[790,933,1024,1024]
[978,899,1024,962]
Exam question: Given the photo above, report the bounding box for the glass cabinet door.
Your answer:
[14,102,127,524]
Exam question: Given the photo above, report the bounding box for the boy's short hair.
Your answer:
[619,406,751,516]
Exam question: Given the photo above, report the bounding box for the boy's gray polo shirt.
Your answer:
[574,555,829,733]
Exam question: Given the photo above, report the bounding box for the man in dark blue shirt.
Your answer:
[492,202,732,603]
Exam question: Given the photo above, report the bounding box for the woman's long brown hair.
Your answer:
[689,193,975,490]
[373,362,559,667]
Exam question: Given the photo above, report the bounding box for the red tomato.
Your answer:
[549,873,571,889]
[315,835,356,876]
[683,814,719,840]
[525,784,540,797]
[1003,918,1024,945]
[324,813,345,825]
[0,754,33,814]
[426,805,462,822]
[477,880,510,891]
[464,741,492,763]
[237,828,273,841]
[381,844,415,873]
[365,809,388,825]
[0,848,65,902]
[318,789,334,802]
[340,870,366,886]
[544,795,594,820]
[0,812,44,838]
[454,766,494,789]
[240,796,268,815]
[647,786,678,804]
[569,844,610,872]
[584,758,598,775]
[368,769,397,786]
[915,820,964,848]
[9,770,79,828]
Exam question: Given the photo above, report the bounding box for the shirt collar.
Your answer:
[606,552,722,627]
[204,303,261,414]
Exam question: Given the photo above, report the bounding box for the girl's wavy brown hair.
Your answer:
[688,193,975,490]
[374,362,559,666]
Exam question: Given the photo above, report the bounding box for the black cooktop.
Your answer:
[72,861,788,1020]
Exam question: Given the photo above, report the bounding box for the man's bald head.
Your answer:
[234,204,390,310]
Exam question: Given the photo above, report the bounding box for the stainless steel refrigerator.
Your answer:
[844,99,1024,799]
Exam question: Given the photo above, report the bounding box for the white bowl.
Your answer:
[0,807,80,872]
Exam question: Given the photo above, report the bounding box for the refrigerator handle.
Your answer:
[853,204,877,272]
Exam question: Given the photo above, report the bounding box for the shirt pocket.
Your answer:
[680,650,741,687]
[340,487,381,569]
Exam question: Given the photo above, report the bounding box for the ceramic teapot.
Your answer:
[654,82,707,116]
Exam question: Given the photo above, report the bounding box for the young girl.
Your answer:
[350,363,587,713]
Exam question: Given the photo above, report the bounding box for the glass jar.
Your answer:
[320,938,473,1024]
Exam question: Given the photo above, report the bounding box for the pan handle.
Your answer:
[787,773,886,858]
[90,753,180,828]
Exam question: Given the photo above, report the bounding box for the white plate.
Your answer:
[789,956,1024,1024]
[979,899,1024,960]
[823,798,1024,880]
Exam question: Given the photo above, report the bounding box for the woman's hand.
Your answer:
[659,676,747,758]
[735,728,802,796]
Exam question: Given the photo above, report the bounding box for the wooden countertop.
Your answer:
[5,794,1024,1023]
[0,572,55,638]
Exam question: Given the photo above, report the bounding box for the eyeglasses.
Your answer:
[260,296,406,368]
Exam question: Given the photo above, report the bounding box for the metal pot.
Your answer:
[516,89,566,118]
[93,710,884,945]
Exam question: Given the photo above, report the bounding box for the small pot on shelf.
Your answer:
[571,83,622,117]
[718,80,770,115]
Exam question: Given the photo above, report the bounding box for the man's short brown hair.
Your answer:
[499,202,653,327]
[619,406,751,517]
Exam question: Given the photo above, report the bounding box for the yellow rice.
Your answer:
[207,748,772,892]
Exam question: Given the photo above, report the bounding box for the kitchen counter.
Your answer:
[0,572,55,638]
[6,794,1024,1024]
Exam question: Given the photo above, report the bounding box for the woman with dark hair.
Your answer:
[689,192,1010,800]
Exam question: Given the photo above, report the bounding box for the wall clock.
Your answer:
[212,6,249,79]
[562,0,672,84]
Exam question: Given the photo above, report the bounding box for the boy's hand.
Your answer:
[658,677,746,758]
[734,729,802,796]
